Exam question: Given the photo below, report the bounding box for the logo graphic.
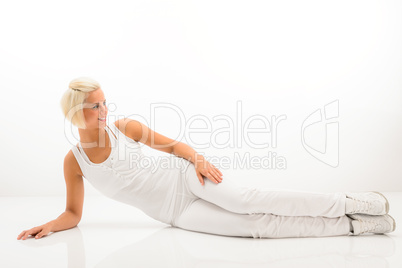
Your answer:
[301,100,339,167]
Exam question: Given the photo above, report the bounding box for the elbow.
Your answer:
[171,146,175,155]
[74,215,82,226]
[170,144,177,155]
[74,217,82,227]
[66,210,82,225]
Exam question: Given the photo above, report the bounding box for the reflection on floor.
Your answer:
[2,192,401,267]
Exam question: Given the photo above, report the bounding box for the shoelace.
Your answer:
[357,218,383,234]
[350,198,373,214]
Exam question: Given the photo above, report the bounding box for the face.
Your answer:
[82,88,108,129]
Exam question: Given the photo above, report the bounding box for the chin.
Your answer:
[86,121,106,129]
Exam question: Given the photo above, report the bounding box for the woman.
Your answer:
[17,77,396,240]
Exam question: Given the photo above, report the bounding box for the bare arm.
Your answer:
[17,150,84,240]
[171,141,223,184]
[171,142,205,165]
[114,118,223,185]
[114,118,204,164]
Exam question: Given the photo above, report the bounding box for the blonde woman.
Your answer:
[17,77,396,240]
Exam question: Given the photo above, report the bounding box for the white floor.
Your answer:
[2,192,401,268]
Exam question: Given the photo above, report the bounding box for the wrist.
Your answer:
[193,153,206,167]
[46,220,55,232]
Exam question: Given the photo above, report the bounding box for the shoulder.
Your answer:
[113,118,143,142]
[64,148,83,177]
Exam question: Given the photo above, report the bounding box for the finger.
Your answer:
[207,172,219,184]
[215,170,223,182]
[35,231,46,239]
[215,167,223,176]
[213,169,222,180]
[209,166,222,179]
[196,173,204,186]
[23,227,39,240]
[204,172,213,183]
[212,165,223,176]
[209,169,222,182]
[210,173,219,183]
[17,231,26,240]
[22,231,32,240]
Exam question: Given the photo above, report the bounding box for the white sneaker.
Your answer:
[345,191,389,215]
[348,214,396,235]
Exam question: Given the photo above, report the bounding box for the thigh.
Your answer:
[184,164,252,213]
[184,165,346,217]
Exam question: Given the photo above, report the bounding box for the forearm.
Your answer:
[47,210,81,232]
[172,142,206,167]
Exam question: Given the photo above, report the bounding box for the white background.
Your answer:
[0,0,401,196]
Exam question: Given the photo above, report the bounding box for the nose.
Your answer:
[99,103,108,117]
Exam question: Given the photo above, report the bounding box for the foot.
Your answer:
[348,214,396,235]
[345,191,389,215]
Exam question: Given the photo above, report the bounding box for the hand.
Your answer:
[17,223,52,240]
[195,158,223,185]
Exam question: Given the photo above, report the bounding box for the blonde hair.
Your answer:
[60,76,101,129]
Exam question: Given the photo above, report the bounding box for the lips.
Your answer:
[98,117,106,121]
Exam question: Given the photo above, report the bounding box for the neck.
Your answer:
[78,126,107,149]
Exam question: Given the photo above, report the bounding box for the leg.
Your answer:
[173,199,351,238]
[185,165,346,217]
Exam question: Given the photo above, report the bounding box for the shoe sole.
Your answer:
[372,191,390,214]
[386,214,396,232]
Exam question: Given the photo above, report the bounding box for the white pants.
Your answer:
[173,166,351,239]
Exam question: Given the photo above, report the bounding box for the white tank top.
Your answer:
[71,123,193,225]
